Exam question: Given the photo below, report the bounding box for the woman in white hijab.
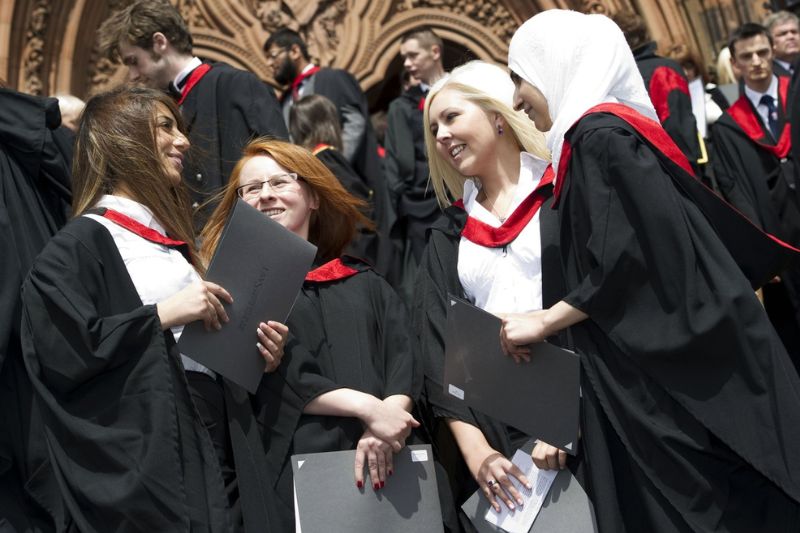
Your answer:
[503,9,800,533]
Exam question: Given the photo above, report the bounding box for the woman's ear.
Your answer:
[309,189,320,211]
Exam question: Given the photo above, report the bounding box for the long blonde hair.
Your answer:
[423,61,549,207]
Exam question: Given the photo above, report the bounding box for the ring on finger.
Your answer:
[487,479,496,488]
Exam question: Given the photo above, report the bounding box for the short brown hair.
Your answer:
[289,95,343,152]
[98,0,193,61]
[400,26,444,52]
[613,10,650,51]
[72,86,199,267]
[200,139,373,265]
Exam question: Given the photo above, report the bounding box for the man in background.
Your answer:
[99,0,287,224]
[385,27,447,301]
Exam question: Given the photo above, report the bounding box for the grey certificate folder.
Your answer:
[444,295,581,454]
[179,199,317,393]
[462,470,598,533]
[292,445,444,533]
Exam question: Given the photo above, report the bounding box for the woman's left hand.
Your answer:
[500,311,548,362]
[256,321,288,372]
[531,440,567,470]
[354,429,395,490]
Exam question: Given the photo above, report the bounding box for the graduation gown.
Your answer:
[412,191,564,512]
[557,106,800,532]
[264,257,417,531]
[18,216,337,532]
[179,62,288,225]
[711,75,800,357]
[19,216,232,532]
[286,68,400,284]
[312,146,384,268]
[0,89,71,531]
[385,86,441,303]
[634,42,701,169]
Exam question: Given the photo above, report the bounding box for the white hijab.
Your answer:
[508,10,657,173]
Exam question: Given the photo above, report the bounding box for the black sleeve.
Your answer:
[18,227,218,530]
[709,123,766,227]
[662,88,701,169]
[372,274,419,399]
[216,69,288,182]
[561,125,763,355]
[21,233,160,394]
[412,232,481,426]
[253,332,341,479]
[384,100,415,210]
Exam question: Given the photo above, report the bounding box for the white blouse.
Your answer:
[458,152,549,314]
[85,195,213,376]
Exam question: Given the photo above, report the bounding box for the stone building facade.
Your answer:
[0,0,772,107]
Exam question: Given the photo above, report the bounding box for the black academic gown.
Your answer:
[0,89,71,532]
[413,190,564,525]
[634,42,701,170]
[263,257,418,531]
[385,85,441,303]
[557,107,800,532]
[313,146,383,267]
[19,216,232,532]
[291,69,400,284]
[179,62,288,226]
[18,215,338,532]
[712,75,800,359]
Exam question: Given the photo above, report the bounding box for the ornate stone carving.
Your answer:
[396,0,518,41]
[21,0,50,95]
[253,0,347,65]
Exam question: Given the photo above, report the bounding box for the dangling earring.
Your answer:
[497,124,504,136]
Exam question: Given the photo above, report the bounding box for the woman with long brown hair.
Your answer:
[19,86,288,531]
[201,138,424,531]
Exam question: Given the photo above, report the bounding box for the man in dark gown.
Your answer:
[385,27,447,304]
[263,29,398,282]
[0,88,71,533]
[615,10,701,170]
[712,23,800,361]
[98,0,288,226]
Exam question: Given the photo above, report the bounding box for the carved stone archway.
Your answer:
[0,0,774,108]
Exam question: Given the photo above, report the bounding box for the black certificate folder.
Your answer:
[179,199,317,393]
[444,296,581,454]
[292,445,444,533]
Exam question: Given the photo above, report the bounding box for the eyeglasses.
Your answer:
[266,48,288,61]
[236,173,299,199]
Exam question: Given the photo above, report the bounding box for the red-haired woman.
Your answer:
[201,138,431,532]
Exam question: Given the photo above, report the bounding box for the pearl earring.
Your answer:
[497,124,504,136]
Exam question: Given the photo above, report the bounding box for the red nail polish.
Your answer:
[373,483,380,490]
[380,481,385,488]
[388,470,393,476]
[356,480,363,488]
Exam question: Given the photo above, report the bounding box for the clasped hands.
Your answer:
[354,398,418,490]
[157,280,288,372]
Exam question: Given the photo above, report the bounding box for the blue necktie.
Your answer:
[760,94,780,140]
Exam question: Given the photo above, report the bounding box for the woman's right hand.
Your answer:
[361,399,419,452]
[473,450,532,514]
[157,281,233,331]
